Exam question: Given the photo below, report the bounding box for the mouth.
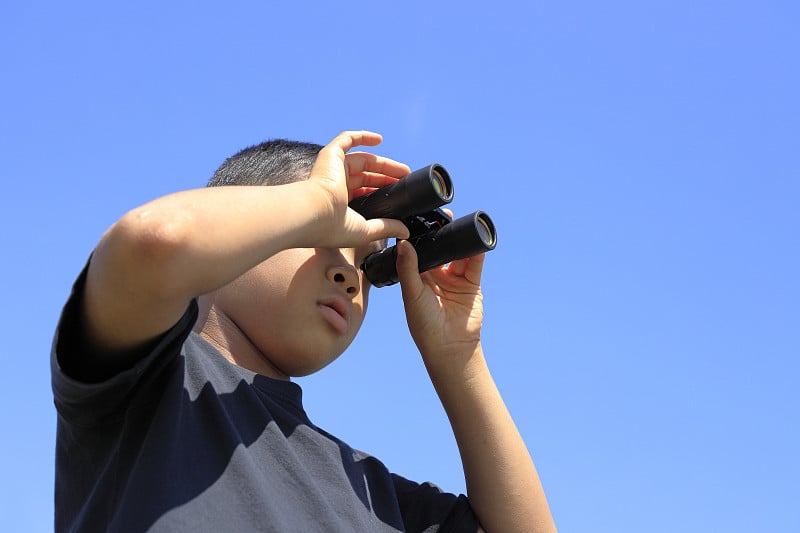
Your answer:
[318,298,350,334]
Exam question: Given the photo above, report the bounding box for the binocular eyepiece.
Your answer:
[348,163,497,287]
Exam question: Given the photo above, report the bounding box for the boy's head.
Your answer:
[200,139,382,379]
[208,139,324,187]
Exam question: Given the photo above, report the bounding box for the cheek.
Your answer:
[358,273,371,313]
[232,269,282,305]
[347,284,369,336]
[218,260,296,326]
[245,250,311,296]
[361,279,370,305]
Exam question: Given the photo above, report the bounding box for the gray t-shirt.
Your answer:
[51,266,478,532]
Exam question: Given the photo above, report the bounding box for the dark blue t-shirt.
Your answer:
[51,267,478,532]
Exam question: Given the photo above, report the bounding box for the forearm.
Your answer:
[102,182,330,296]
[85,181,330,352]
[425,344,557,533]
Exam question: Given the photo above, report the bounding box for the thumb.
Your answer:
[363,217,410,243]
[396,240,425,303]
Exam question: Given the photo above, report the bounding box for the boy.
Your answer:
[52,131,556,532]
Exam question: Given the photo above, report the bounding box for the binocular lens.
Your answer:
[476,214,496,247]
[430,167,451,202]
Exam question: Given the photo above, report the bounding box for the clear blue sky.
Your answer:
[2,1,798,531]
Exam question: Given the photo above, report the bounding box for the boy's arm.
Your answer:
[396,240,557,533]
[79,131,410,369]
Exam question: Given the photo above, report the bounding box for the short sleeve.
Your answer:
[391,473,480,533]
[51,260,199,427]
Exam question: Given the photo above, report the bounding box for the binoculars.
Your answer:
[348,163,497,287]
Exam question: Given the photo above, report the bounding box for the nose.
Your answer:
[326,265,360,298]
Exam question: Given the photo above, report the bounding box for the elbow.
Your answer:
[112,204,193,263]
[97,203,196,293]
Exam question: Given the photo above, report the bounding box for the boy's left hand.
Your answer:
[395,234,487,370]
[396,220,558,533]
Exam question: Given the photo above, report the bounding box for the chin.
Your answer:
[285,359,338,378]
[279,348,347,378]
[270,330,356,377]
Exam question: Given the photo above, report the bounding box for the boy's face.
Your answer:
[211,242,383,377]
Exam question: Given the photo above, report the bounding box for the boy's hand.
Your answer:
[396,237,558,533]
[308,131,411,247]
[396,237,486,370]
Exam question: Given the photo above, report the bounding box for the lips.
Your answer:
[318,297,350,334]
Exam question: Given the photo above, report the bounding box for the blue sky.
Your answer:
[2,1,798,531]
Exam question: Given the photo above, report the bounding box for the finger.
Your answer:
[435,253,485,288]
[460,253,486,285]
[395,240,426,303]
[362,218,411,242]
[349,183,397,201]
[346,152,411,178]
[313,131,383,182]
[350,187,377,200]
[349,172,401,189]
[329,131,383,154]
[442,208,454,220]
[448,257,468,277]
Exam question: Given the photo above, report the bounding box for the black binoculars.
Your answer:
[348,163,497,287]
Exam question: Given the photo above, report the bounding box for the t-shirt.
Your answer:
[51,266,479,532]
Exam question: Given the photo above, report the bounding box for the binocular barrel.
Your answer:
[348,162,497,287]
[348,163,454,220]
[362,211,497,287]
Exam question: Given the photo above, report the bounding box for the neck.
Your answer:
[199,305,290,381]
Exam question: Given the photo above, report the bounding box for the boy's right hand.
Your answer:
[306,131,411,248]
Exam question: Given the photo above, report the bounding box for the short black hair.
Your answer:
[207,139,323,187]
